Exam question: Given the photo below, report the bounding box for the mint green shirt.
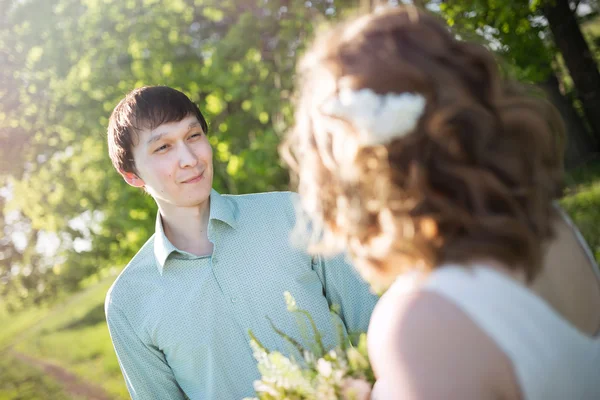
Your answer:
[105,190,378,399]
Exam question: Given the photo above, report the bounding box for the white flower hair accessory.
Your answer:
[321,88,426,146]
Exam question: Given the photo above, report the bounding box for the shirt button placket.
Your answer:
[211,254,237,304]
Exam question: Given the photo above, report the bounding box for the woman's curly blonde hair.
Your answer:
[281,6,566,290]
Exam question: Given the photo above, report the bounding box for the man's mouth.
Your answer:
[181,172,204,184]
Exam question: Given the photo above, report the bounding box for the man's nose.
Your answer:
[178,143,198,168]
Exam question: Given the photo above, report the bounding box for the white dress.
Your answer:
[424,265,600,399]
[372,209,600,399]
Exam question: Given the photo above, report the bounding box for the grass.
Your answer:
[0,307,50,351]
[0,353,70,400]
[0,275,129,400]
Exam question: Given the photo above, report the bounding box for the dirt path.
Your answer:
[11,350,113,400]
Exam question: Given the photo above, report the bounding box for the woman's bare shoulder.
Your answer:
[368,279,519,399]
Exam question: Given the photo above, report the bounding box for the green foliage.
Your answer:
[434,0,556,83]
[561,161,600,263]
[3,0,598,312]
[0,0,347,308]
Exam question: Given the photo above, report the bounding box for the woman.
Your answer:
[282,6,600,399]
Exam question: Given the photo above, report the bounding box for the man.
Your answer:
[104,86,378,399]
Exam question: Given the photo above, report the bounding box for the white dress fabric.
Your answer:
[424,265,600,399]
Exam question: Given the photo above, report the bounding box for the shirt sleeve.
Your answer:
[105,301,187,400]
[311,253,379,336]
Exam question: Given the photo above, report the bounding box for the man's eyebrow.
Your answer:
[147,132,167,145]
[146,121,202,145]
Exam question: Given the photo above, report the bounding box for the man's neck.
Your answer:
[159,201,213,257]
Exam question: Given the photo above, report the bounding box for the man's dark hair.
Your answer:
[107,86,209,174]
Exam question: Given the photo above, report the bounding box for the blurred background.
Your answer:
[1,0,599,398]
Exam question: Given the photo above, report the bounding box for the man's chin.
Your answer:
[180,190,212,208]
[153,184,213,211]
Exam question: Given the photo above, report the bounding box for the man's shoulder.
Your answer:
[223,191,299,222]
[222,190,297,206]
[105,234,158,312]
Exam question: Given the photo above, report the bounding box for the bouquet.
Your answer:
[244,292,375,400]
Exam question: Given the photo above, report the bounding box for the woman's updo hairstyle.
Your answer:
[282,6,565,290]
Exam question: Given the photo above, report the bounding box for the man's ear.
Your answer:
[120,170,145,188]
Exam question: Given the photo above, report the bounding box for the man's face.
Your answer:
[123,115,214,212]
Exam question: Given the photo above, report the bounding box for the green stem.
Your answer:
[296,308,325,357]
[266,316,307,357]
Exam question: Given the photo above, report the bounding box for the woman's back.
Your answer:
[532,207,600,336]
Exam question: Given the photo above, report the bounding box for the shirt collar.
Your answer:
[208,189,238,230]
[153,189,238,274]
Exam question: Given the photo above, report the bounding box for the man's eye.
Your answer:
[189,133,203,139]
[154,144,169,153]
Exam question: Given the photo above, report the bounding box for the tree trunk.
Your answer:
[542,0,600,152]
[538,73,596,169]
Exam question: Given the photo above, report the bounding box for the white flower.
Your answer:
[253,381,279,397]
[284,291,298,312]
[303,349,316,365]
[317,358,333,378]
[321,88,426,146]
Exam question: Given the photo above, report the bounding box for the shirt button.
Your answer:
[231,297,238,303]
